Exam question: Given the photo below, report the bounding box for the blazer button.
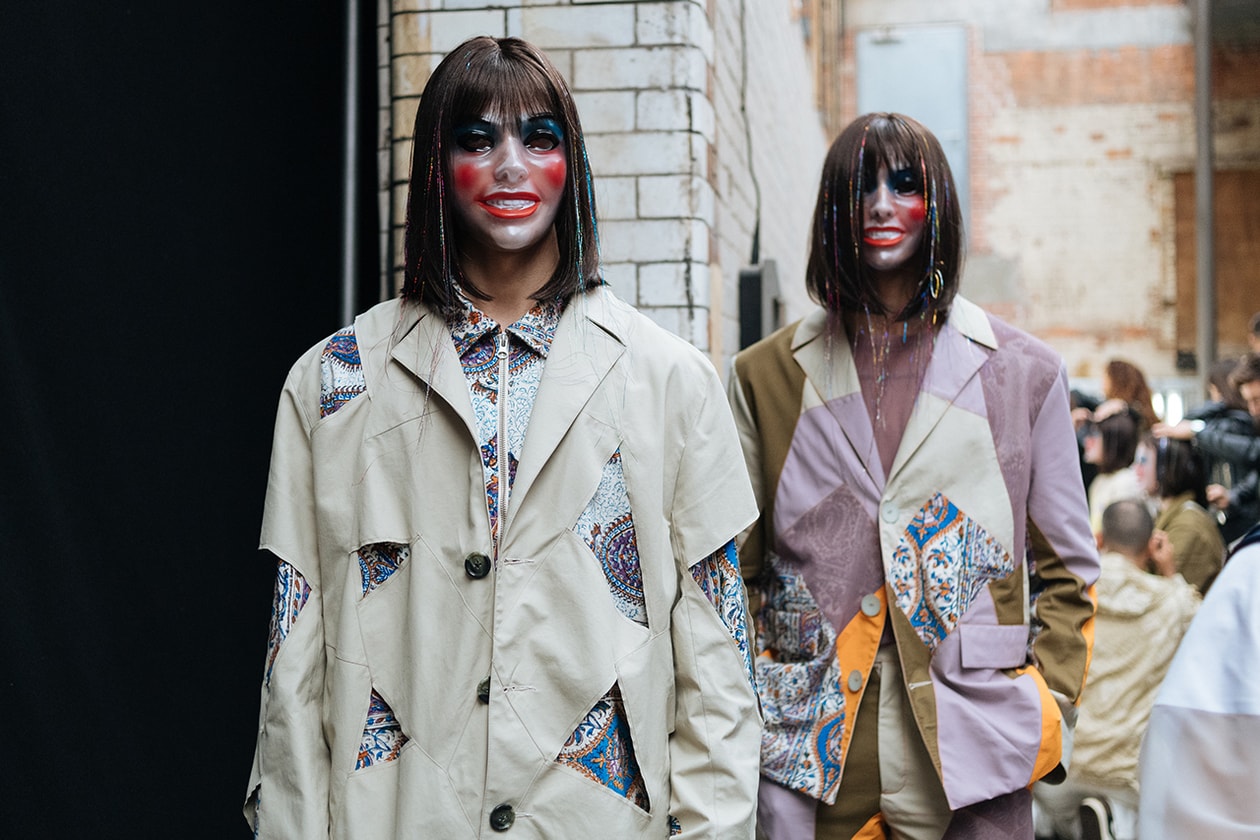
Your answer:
[464,552,492,579]
[489,804,515,831]
[477,676,491,704]
[881,504,899,524]
[848,669,863,692]
[860,594,881,617]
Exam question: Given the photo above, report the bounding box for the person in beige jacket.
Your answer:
[1032,499,1200,840]
[244,36,761,839]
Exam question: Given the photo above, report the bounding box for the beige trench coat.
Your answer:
[245,287,761,838]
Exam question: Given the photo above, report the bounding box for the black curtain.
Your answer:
[0,2,373,834]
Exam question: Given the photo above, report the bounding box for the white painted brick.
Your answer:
[599,219,692,263]
[637,174,691,218]
[543,48,573,83]
[392,97,419,142]
[518,5,637,48]
[385,0,828,360]
[686,218,711,263]
[693,176,715,226]
[688,91,715,143]
[378,17,392,67]
[637,1,713,60]
[639,261,711,308]
[585,131,692,176]
[392,179,408,226]
[690,134,709,180]
[594,176,637,219]
[636,89,688,132]
[573,46,706,92]
[574,91,637,134]
[391,0,439,12]
[640,305,710,352]
[441,0,520,9]
[393,10,506,55]
[392,135,415,181]
[378,102,393,151]
[598,261,637,297]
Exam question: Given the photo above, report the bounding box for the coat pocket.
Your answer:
[957,623,1029,670]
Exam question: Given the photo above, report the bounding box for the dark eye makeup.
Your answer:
[861,164,924,196]
[452,116,564,153]
[889,167,923,195]
[453,120,496,153]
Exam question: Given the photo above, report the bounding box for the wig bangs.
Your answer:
[446,55,563,131]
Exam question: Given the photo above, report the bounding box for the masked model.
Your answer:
[728,113,1098,839]
[244,36,760,839]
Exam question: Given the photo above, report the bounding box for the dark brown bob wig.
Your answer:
[402,36,601,315]
[806,112,964,320]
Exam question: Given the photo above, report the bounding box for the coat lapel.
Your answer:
[508,287,627,528]
[384,305,479,444]
[888,296,997,483]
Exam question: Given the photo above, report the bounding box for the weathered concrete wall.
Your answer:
[840,0,1199,382]
[835,0,1260,410]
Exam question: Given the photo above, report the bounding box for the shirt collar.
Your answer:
[447,290,563,358]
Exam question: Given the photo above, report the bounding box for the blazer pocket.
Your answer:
[957,623,1029,670]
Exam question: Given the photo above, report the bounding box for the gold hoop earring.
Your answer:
[929,269,944,300]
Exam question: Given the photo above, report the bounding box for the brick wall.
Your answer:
[835,0,1260,391]
[382,0,826,374]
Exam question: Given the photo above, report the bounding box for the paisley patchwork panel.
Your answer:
[890,492,1015,652]
[754,572,846,801]
[573,449,646,626]
[264,560,310,687]
[691,540,754,688]
[355,689,408,769]
[556,684,649,811]
[357,542,410,596]
[319,328,366,419]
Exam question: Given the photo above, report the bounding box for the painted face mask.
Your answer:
[861,163,927,276]
[448,113,567,258]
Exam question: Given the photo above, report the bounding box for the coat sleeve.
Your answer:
[1025,364,1099,765]
[665,363,761,840]
[244,360,331,838]
[1195,420,1260,467]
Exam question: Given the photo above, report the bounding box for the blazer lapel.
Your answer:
[508,288,627,528]
[792,308,886,492]
[888,296,997,483]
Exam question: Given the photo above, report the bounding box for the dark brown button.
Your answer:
[477,676,491,704]
[489,803,514,831]
[464,552,491,579]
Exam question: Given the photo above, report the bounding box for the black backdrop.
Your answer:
[1,2,375,834]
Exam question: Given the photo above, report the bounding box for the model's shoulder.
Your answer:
[952,297,1063,378]
[973,306,1058,363]
[732,315,808,380]
[289,298,406,365]
[284,298,415,414]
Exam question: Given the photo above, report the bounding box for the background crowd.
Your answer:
[1037,312,1260,840]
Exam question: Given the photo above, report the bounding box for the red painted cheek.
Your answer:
[539,155,567,191]
[451,159,482,194]
[908,200,927,223]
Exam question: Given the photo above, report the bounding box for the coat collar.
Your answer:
[379,286,627,529]
[790,296,998,488]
